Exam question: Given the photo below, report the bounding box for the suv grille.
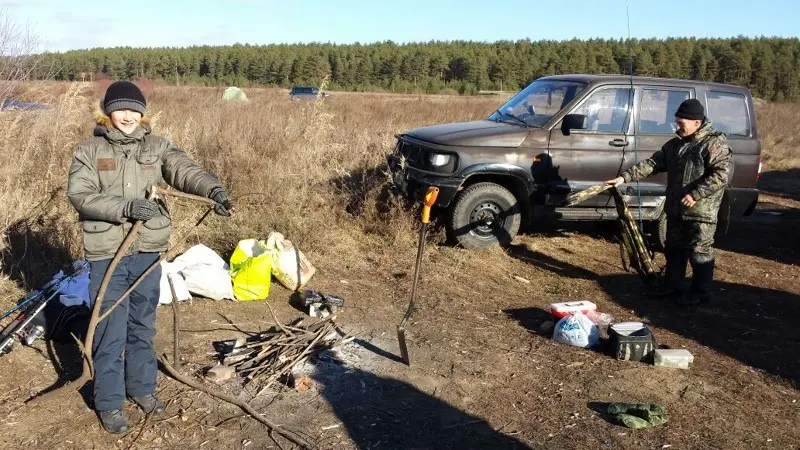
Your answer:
[396,140,426,168]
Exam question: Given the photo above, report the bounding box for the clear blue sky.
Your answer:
[2,0,798,53]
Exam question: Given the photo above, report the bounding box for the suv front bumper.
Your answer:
[387,154,463,207]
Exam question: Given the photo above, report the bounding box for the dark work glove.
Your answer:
[209,186,233,216]
[123,199,158,221]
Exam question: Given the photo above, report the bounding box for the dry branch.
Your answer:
[158,355,312,449]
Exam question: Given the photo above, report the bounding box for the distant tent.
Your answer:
[222,87,248,101]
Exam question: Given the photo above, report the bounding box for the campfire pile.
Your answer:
[211,316,352,388]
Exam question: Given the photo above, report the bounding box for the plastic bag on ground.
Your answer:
[158,262,192,305]
[173,244,229,271]
[181,265,234,301]
[229,239,274,301]
[174,244,234,301]
[57,260,91,307]
[552,311,599,348]
[265,232,316,291]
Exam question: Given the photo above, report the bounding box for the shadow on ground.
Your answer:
[716,200,800,266]
[758,168,800,201]
[0,193,92,408]
[311,353,532,449]
[507,246,800,386]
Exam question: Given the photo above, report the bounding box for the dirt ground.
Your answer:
[0,186,798,449]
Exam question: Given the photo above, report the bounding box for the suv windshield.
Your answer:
[489,79,586,127]
[292,87,317,94]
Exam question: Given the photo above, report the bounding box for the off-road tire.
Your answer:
[447,182,521,249]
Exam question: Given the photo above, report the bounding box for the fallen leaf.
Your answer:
[295,376,313,392]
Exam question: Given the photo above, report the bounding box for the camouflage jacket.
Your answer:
[621,121,734,223]
[68,122,222,261]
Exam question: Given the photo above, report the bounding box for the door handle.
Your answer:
[609,139,628,147]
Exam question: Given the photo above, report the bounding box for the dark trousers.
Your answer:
[664,218,717,293]
[665,218,717,263]
[89,252,161,411]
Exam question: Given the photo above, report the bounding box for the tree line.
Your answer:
[29,37,800,101]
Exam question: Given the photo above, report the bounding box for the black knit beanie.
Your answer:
[103,81,146,116]
[674,99,704,121]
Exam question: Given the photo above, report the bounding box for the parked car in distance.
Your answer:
[289,86,329,101]
[387,74,762,250]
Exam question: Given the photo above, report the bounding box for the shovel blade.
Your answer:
[397,325,410,366]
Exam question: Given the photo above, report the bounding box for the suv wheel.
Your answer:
[447,182,521,249]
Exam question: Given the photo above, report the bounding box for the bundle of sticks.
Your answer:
[212,316,352,389]
[563,184,659,286]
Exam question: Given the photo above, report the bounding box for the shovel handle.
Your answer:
[421,187,439,224]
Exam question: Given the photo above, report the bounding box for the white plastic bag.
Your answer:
[158,262,192,305]
[173,244,229,271]
[181,265,234,301]
[173,244,234,301]
[552,311,599,348]
[265,232,316,291]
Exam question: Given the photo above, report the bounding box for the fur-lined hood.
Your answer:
[94,107,151,128]
[93,106,152,142]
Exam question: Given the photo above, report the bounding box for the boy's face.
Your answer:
[110,109,142,135]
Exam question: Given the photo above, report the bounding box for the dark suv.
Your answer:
[290,85,329,101]
[387,75,761,249]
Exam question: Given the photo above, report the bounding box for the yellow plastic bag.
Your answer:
[229,239,274,301]
[265,232,316,291]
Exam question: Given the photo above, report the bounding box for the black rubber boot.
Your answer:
[98,409,131,434]
[677,259,715,306]
[654,250,688,299]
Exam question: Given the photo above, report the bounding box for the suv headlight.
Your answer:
[428,153,452,167]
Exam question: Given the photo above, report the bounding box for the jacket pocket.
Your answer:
[83,220,122,259]
[139,214,172,251]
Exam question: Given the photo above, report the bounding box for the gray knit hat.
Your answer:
[103,80,146,115]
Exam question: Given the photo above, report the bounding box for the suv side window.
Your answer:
[639,88,690,134]
[706,91,750,136]
[570,87,633,133]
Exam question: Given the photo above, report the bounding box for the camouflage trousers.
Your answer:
[665,218,717,264]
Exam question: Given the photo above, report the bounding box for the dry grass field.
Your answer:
[0,82,797,449]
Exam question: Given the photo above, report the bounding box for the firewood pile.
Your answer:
[211,316,352,388]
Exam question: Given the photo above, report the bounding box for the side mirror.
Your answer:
[562,114,588,131]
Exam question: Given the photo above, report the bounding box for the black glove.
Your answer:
[209,186,233,216]
[123,199,158,221]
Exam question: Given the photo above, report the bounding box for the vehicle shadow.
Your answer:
[716,201,799,266]
[758,168,800,201]
[310,352,532,449]
[506,249,800,386]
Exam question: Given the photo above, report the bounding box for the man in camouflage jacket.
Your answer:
[607,98,734,305]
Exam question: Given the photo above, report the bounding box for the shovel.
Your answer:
[397,186,439,366]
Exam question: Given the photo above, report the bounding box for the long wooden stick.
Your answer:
[97,255,166,323]
[167,274,181,367]
[156,188,218,206]
[158,355,312,449]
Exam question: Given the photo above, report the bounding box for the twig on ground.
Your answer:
[158,355,312,449]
